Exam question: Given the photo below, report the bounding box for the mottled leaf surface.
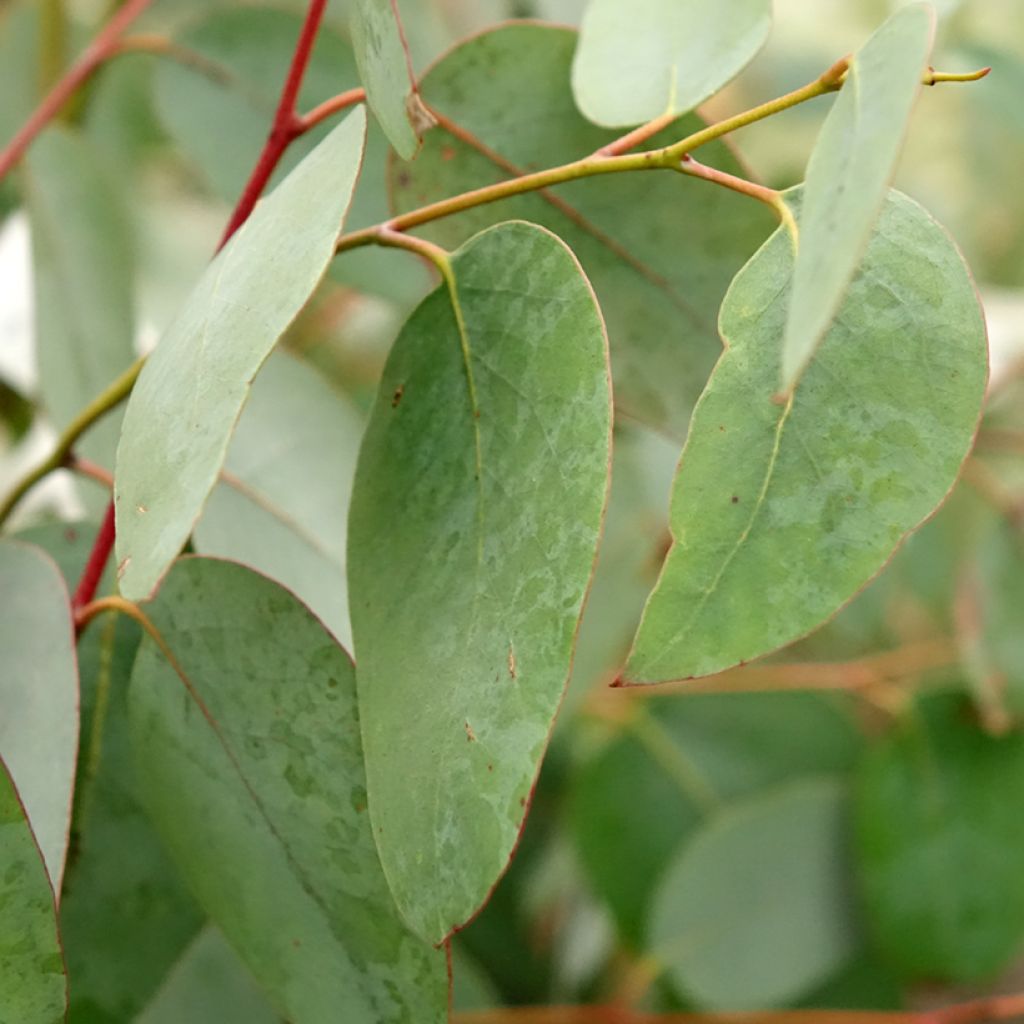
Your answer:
[856,691,1024,982]
[348,221,612,943]
[781,4,935,392]
[115,108,366,601]
[651,779,857,1009]
[626,190,987,682]
[572,0,772,127]
[0,540,77,893]
[0,756,67,1023]
[129,558,447,1024]
[351,0,419,158]
[390,23,772,439]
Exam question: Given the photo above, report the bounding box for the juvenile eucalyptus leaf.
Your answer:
[351,0,420,159]
[650,779,857,1009]
[856,691,1024,982]
[0,755,67,1022]
[571,0,772,128]
[625,190,987,683]
[389,23,773,439]
[129,558,447,1024]
[781,3,935,393]
[114,108,366,602]
[348,221,612,944]
[0,540,77,894]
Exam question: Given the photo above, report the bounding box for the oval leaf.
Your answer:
[114,107,367,602]
[348,220,612,943]
[572,0,772,128]
[625,189,987,683]
[389,23,773,440]
[351,0,420,159]
[129,557,447,1023]
[0,540,78,894]
[781,4,935,393]
[855,691,1024,982]
[650,779,857,1009]
[0,755,67,1022]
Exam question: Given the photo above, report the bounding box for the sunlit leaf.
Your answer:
[348,220,612,944]
[572,0,772,128]
[130,557,447,1023]
[115,108,366,602]
[625,190,987,683]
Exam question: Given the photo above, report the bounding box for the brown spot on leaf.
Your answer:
[441,145,456,162]
[391,384,404,408]
[396,170,410,189]
[731,496,739,504]
[464,720,477,742]
[64,527,78,542]
[507,643,517,680]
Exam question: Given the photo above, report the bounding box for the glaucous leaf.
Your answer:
[0,539,77,893]
[193,351,364,648]
[389,23,773,439]
[856,691,1024,982]
[572,0,772,128]
[625,190,987,683]
[650,779,857,1009]
[26,126,135,478]
[348,221,612,944]
[351,0,420,159]
[129,557,447,1023]
[0,755,67,1022]
[780,4,935,393]
[115,108,366,602]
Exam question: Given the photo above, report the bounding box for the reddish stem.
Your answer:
[72,501,115,614]
[0,0,153,183]
[294,86,366,134]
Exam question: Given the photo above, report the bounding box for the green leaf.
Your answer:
[0,540,77,894]
[625,189,987,683]
[129,557,447,1024]
[25,126,136,484]
[350,0,419,159]
[855,691,1024,982]
[348,220,612,944]
[193,351,364,648]
[650,779,857,1009]
[114,108,366,602]
[571,0,772,128]
[0,754,67,1023]
[780,4,935,393]
[389,23,773,439]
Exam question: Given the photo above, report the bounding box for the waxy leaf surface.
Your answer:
[115,108,366,601]
[348,221,612,943]
[781,4,935,392]
[572,0,772,127]
[0,540,77,893]
[651,779,857,1009]
[129,558,447,1024]
[351,0,420,159]
[389,23,773,439]
[626,190,987,682]
[0,756,67,1022]
[856,691,1024,982]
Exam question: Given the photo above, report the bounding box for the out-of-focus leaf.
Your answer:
[0,539,77,894]
[651,779,857,1009]
[0,4,39,147]
[571,0,772,128]
[193,351,363,648]
[625,190,987,682]
[389,23,773,439]
[130,558,447,1023]
[348,221,612,944]
[115,108,366,602]
[856,691,1024,982]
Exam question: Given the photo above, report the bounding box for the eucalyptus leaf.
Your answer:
[348,220,612,944]
[781,3,935,393]
[625,189,987,683]
[115,107,366,602]
[0,539,78,894]
[129,557,447,1024]
[572,0,772,128]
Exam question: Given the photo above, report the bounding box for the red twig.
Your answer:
[0,0,153,183]
[72,501,115,614]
